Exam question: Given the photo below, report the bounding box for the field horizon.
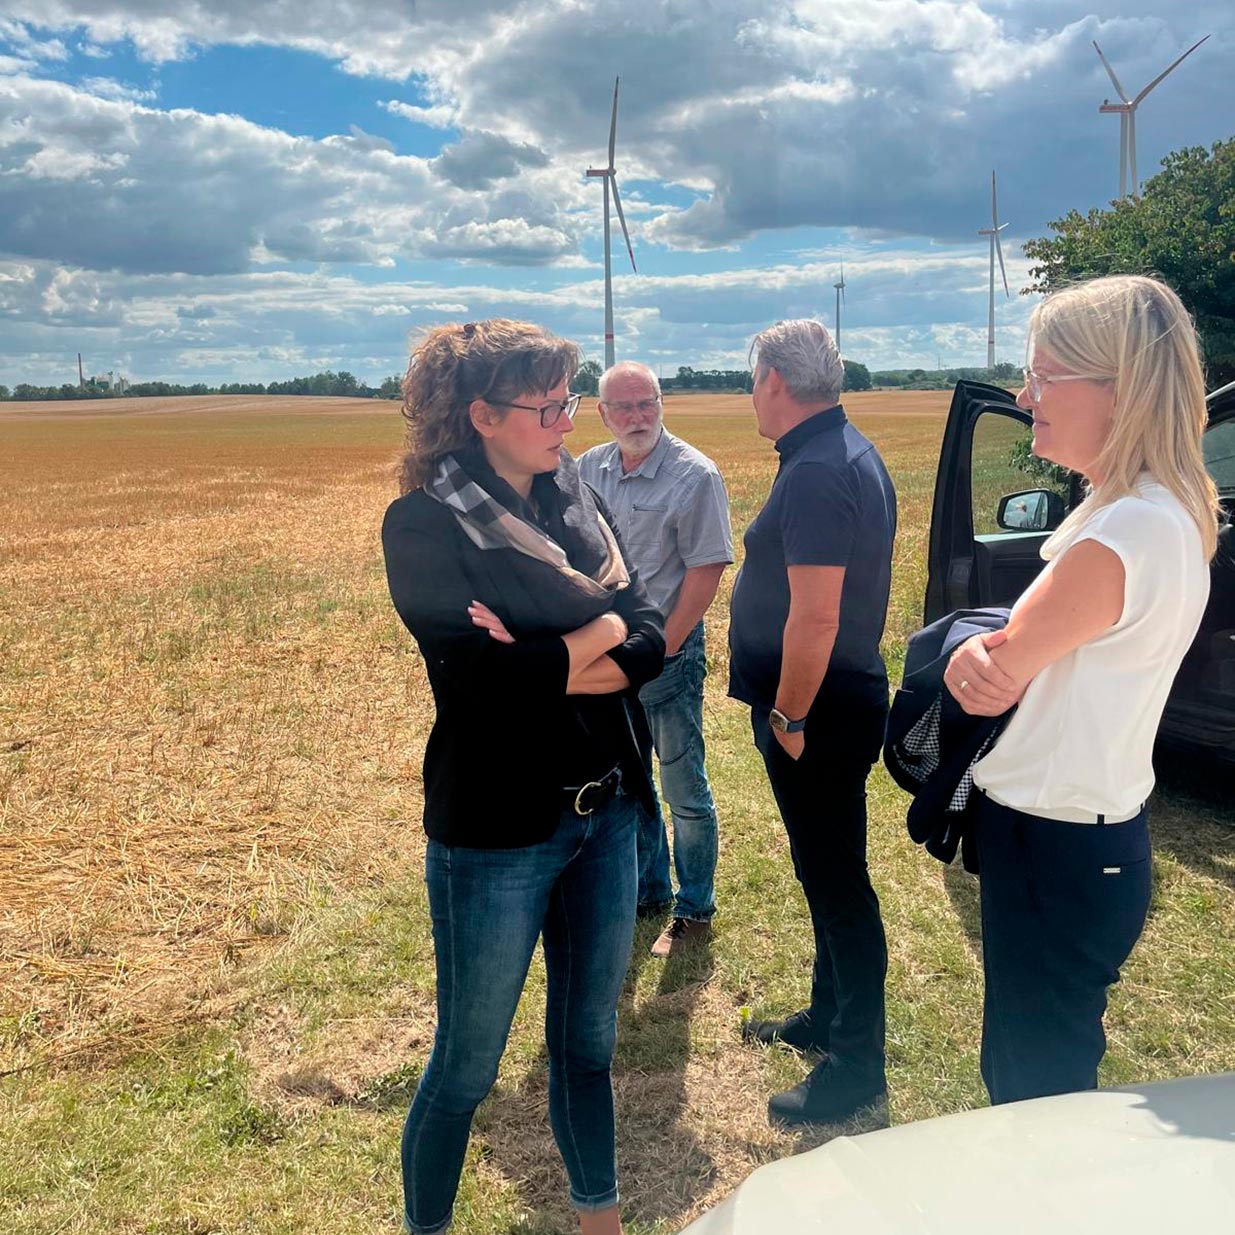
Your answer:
[0,388,956,422]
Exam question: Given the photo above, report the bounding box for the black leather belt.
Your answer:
[562,766,622,816]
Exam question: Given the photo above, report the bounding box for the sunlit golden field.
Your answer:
[1,391,1231,1235]
[0,392,946,1063]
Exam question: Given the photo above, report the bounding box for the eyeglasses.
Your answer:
[601,396,662,416]
[1022,368,1096,402]
[489,392,582,428]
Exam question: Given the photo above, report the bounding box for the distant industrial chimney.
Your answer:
[78,352,84,389]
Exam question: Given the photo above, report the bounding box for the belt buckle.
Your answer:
[574,779,603,816]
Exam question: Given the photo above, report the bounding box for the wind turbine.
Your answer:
[1093,35,1209,200]
[586,76,637,369]
[833,263,846,352]
[978,170,1009,371]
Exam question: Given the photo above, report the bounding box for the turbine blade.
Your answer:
[1134,34,1210,104]
[610,176,637,272]
[608,76,619,166]
[995,228,1009,298]
[990,170,998,226]
[1092,40,1130,103]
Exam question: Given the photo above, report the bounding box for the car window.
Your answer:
[1203,419,1235,495]
[970,410,1070,535]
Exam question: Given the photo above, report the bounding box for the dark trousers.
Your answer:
[976,792,1152,1106]
[752,707,888,1080]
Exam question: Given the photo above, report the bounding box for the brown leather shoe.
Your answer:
[651,917,712,957]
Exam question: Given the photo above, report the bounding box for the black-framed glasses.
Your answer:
[489,392,582,428]
[601,395,662,416]
[1022,368,1094,402]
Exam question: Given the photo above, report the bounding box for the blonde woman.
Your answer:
[945,275,1219,1104]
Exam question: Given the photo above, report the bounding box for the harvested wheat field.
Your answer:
[2,393,1232,1235]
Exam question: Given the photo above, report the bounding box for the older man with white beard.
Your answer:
[579,362,733,957]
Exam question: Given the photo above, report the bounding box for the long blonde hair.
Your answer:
[397,319,579,493]
[1034,275,1219,560]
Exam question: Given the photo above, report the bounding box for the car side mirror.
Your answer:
[997,489,1065,532]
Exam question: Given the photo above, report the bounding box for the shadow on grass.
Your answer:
[784,1094,891,1156]
[1151,747,1235,892]
[613,920,720,1230]
[473,915,719,1234]
[941,860,982,950]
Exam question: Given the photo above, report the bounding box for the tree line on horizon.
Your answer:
[0,358,1018,403]
[0,370,405,403]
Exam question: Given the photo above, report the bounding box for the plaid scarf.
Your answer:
[425,449,630,633]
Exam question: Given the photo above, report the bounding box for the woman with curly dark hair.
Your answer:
[382,319,664,1235]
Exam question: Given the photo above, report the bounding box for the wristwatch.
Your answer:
[769,708,807,734]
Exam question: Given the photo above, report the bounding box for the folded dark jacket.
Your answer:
[884,608,1014,873]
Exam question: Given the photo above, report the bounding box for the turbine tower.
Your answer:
[1093,35,1209,200]
[586,76,636,369]
[833,263,846,352]
[978,171,1009,371]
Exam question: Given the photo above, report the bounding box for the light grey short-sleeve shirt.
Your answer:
[578,428,734,620]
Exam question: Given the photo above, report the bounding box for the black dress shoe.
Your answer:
[767,1058,887,1128]
[742,1007,829,1054]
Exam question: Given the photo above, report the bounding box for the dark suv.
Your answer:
[925,379,1235,764]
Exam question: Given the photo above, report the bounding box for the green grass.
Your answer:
[2,399,1232,1234]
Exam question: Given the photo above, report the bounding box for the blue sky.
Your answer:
[1,2,1230,387]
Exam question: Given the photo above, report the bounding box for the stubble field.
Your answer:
[1,391,1232,1234]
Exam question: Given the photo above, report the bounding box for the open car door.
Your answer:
[1160,381,1235,760]
[924,380,1077,623]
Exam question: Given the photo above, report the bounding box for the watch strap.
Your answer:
[771,708,807,734]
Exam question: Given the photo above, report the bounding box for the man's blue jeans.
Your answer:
[400,793,639,1234]
[636,622,719,922]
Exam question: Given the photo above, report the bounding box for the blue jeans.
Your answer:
[636,622,719,922]
[400,793,639,1234]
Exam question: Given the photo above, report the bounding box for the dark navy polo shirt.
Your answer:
[727,405,897,716]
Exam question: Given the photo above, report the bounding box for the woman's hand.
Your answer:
[468,600,515,644]
[946,629,1021,716]
[599,610,628,648]
[563,611,631,694]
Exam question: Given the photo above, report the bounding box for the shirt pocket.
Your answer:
[626,502,670,549]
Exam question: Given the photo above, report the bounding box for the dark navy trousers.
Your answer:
[753,706,888,1082]
[975,792,1152,1106]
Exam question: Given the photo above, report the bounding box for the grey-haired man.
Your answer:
[729,320,896,1127]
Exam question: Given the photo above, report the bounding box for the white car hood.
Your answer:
[681,1074,1235,1234]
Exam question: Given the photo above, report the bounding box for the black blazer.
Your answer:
[883,608,1013,873]
[382,485,665,847]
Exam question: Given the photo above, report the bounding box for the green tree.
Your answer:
[573,360,602,396]
[378,375,402,400]
[0,385,9,400]
[842,359,871,391]
[1023,137,1235,386]
[1009,430,1072,487]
